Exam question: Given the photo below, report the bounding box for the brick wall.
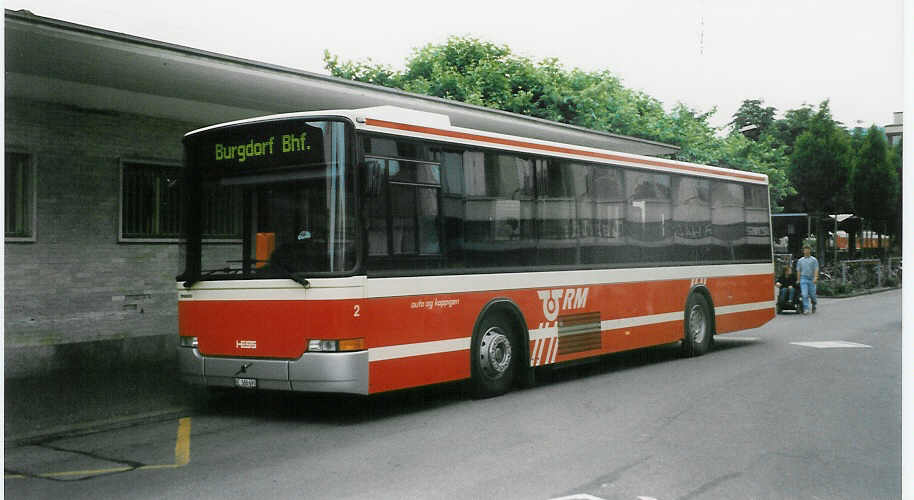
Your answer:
[4,98,207,377]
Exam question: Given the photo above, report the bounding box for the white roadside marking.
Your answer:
[790,341,872,349]
[549,495,607,500]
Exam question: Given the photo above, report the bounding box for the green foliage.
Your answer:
[328,37,678,140]
[770,104,816,157]
[852,125,899,226]
[719,133,795,208]
[653,104,794,207]
[326,37,704,153]
[323,38,873,215]
[889,138,903,241]
[816,279,853,296]
[789,101,852,214]
[323,50,404,89]
[729,99,776,138]
[849,127,867,153]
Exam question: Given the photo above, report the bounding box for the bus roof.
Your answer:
[186,106,769,185]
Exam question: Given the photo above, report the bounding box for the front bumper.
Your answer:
[177,347,369,395]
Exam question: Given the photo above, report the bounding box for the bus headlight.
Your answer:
[179,336,198,348]
[308,339,337,352]
[308,338,365,352]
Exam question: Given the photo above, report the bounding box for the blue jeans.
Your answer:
[778,286,795,304]
[800,277,817,312]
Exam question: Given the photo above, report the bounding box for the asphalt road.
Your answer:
[5,290,901,500]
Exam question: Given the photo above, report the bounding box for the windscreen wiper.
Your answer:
[183,262,310,289]
[268,258,311,288]
[182,267,242,289]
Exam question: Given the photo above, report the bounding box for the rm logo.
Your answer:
[537,287,590,322]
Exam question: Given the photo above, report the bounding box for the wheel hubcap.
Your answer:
[689,304,706,344]
[479,327,512,379]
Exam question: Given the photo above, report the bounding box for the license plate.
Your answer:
[234,377,257,389]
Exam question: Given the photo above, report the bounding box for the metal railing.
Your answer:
[838,258,901,289]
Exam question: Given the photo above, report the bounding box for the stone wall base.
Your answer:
[5,335,177,379]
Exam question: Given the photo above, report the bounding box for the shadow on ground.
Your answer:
[194,336,762,425]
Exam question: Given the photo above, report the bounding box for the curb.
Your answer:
[5,406,193,448]
[819,286,900,299]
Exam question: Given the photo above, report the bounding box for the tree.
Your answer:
[719,133,795,209]
[325,37,799,210]
[770,104,816,157]
[849,126,867,153]
[325,37,672,138]
[789,101,852,261]
[890,138,903,250]
[729,99,776,139]
[852,126,899,258]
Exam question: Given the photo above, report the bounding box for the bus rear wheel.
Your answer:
[681,293,713,357]
[470,313,517,398]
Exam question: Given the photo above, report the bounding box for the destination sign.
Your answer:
[191,120,331,175]
[214,132,312,164]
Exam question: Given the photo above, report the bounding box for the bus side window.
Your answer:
[711,181,745,262]
[364,158,389,256]
[389,161,440,256]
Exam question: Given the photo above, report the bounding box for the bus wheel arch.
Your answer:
[469,299,530,398]
[681,287,715,357]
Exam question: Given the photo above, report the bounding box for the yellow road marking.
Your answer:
[136,463,181,471]
[38,466,134,478]
[5,417,191,480]
[173,417,191,466]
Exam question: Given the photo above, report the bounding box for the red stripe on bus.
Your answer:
[364,118,767,183]
[715,307,774,334]
[601,320,683,354]
[369,350,469,393]
[707,274,774,307]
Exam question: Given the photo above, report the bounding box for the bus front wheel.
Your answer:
[681,293,713,357]
[470,313,518,398]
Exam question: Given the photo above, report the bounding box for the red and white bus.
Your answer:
[177,106,774,397]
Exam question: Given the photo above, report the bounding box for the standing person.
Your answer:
[775,264,797,306]
[796,244,819,314]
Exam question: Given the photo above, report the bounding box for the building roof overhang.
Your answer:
[5,9,679,157]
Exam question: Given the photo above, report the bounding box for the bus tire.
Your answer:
[470,312,518,398]
[681,293,713,357]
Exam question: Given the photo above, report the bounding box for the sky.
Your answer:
[2,0,905,131]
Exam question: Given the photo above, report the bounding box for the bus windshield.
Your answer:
[181,119,357,282]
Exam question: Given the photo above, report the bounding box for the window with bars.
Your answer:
[121,162,183,239]
[121,161,241,241]
[5,151,35,240]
